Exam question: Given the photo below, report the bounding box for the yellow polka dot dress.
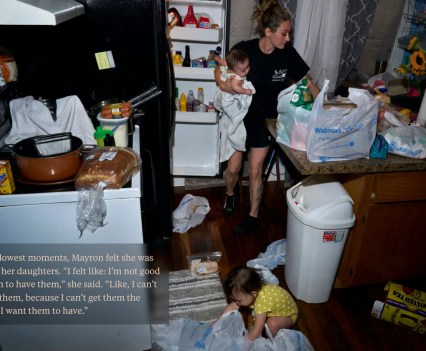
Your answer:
[250,284,298,323]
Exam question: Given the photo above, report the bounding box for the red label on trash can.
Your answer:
[323,231,336,242]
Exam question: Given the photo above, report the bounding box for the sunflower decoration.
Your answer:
[396,35,426,77]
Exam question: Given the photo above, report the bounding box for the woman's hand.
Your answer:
[306,76,320,99]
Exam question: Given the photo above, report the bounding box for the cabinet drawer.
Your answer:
[372,172,426,202]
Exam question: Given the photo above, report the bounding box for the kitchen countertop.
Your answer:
[266,119,426,175]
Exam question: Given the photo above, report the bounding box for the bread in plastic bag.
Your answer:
[75,146,142,189]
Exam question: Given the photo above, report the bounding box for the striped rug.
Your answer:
[169,270,228,324]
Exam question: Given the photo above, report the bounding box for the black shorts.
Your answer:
[244,120,273,148]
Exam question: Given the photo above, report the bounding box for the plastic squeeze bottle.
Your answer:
[183,4,198,28]
[179,93,187,112]
[186,90,195,112]
[197,87,204,104]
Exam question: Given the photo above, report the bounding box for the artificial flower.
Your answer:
[410,50,426,75]
[396,35,426,78]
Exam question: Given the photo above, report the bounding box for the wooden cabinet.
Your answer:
[335,171,426,287]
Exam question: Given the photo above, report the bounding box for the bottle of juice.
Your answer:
[207,50,216,68]
[179,93,187,112]
[183,4,198,28]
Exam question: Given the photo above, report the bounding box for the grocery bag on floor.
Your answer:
[173,194,210,233]
[307,80,378,162]
[151,311,251,350]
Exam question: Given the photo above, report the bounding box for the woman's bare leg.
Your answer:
[247,146,269,217]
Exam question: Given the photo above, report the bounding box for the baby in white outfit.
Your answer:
[217,49,254,96]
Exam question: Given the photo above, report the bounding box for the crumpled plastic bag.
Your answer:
[380,125,426,159]
[151,310,250,351]
[251,327,315,351]
[249,263,279,285]
[247,239,286,270]
[173,194,210,233]
[76,182,107,238]
[151,310,314,351]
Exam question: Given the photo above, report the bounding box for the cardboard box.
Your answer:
[0,160,15,194]
[371,281,426,334]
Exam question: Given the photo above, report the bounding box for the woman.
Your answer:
[215,0,319,234]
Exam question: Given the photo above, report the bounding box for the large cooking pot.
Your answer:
[13,133,83,182]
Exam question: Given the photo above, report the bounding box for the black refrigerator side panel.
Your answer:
[138,0,175,244]
[77,0,174,244]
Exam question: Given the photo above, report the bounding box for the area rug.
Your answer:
[169,270,228,323]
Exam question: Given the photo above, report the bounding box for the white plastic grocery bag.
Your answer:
[172,194,210,233]
[307,80,378,162]
[276,84,312,151]
[380,125,426,159]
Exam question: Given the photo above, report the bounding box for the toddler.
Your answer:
[222,266,298,341]
[217,49,254,95]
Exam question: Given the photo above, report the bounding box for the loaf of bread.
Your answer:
[75,147,141,189]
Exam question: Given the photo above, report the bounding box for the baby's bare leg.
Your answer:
[266,316,294,336]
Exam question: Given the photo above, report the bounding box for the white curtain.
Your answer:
[293,0,348,92]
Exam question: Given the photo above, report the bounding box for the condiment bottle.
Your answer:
[183,45,191,67]
[207,50,216,68]
[179,93,187,112]
[168,7,182,28]
[175,87,180,111]
[173,50,183,66]
[183,4,198,28]
[207,98,215,112]
[94,126,106,147]
[186,90,195,112]
[104,131,115,146]
[197,87,204,104]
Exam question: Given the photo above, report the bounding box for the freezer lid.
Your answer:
[1,0,85,25]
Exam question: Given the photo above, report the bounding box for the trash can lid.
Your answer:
[287,175,355,228]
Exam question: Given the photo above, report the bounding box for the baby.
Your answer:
[222,266,298,341]
[217,49,254,95]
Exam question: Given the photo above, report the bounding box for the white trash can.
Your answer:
[285,175,355,303]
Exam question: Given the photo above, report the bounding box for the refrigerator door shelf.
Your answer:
[172,122,219,176]
[174,66,215,80]
[175,111,217,123]
[170,26,223,43]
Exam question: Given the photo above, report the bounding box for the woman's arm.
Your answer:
[306,76,320,99]
[247,312,267,341]
[214,67,236,94]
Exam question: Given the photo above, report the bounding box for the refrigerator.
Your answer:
[0,1,174,349]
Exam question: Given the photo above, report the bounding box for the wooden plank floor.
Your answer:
[168,181,426,351]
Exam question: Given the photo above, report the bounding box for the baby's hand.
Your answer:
[224,302,239,313]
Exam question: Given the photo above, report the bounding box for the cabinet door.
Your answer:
[351,201,426,286]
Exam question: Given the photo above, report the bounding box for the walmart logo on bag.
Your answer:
[314,127,341,134]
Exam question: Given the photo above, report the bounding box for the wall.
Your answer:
[349,0,406,83]
[229,0,406,84]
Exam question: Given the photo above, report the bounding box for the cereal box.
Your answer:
[0,160,15,194]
